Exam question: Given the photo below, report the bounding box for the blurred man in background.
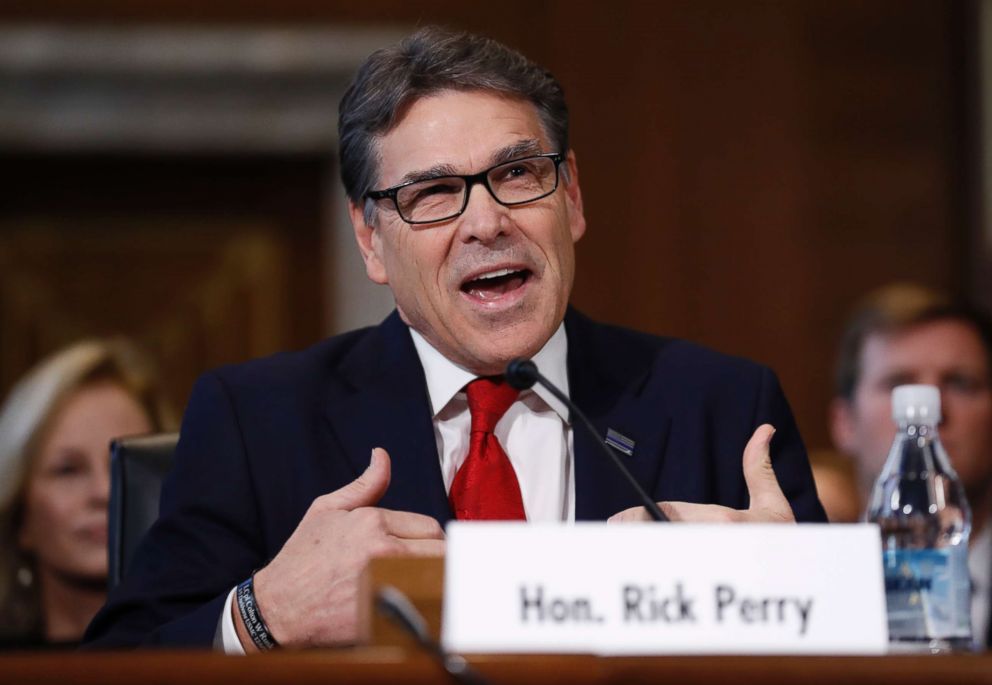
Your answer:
[829,282,992,646]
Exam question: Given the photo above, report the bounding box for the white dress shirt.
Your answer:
[410,323,574,523]
[218,323,574,652]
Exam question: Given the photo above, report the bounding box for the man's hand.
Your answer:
[235,447,445,649]
[608,424,795,523]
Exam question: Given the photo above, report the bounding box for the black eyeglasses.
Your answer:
[364,153,564,225]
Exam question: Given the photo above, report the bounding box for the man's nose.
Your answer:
[456,182,510,244]
[938,387,953,430]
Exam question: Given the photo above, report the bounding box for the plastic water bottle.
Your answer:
[866,384,972,652]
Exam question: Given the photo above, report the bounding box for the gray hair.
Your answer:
[0,338,174,641]
[338,26,570,226]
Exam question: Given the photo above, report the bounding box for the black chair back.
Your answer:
[108,433,178,589]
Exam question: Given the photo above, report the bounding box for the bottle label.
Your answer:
[883,547,971,641]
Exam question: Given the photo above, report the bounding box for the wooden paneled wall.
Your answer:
[0,155,326,414]
[548,1,967,450]
[0,1,971,450]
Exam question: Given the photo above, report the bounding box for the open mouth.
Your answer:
[460,267,532,301]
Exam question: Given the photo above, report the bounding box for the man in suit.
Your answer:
[829,282,992,647]
[85,26,824,651]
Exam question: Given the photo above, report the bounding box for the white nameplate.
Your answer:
[442,523,887,655]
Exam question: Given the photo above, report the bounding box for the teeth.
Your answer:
[474,268,518,281]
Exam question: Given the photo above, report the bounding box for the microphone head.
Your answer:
[505,358,538,390]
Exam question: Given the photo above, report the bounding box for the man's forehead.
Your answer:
[859,320,990,379]
[375,90,550,181]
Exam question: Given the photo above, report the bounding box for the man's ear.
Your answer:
[829,397,858,456]
[563,150,586,243]
[350,199,389,285]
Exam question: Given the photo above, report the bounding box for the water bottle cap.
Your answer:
[891,384,941,424]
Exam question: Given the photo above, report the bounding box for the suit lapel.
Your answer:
[322,312,452,525]
[566,310,671,521]
[321,309,670,525]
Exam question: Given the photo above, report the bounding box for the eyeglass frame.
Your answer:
[363,152,565,225]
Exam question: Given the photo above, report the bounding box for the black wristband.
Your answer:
[236,576,279,651]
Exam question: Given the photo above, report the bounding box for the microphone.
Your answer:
[376,586,491,685]
[505,358,669,522]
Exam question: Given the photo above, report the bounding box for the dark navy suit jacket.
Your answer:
[84,309,826,648]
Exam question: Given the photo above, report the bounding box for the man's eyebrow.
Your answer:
[394,139,545,186]
[399,163,460,185]
[490,139,544,166]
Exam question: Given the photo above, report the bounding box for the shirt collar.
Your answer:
[409,323,570,423]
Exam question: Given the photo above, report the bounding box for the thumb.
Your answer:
[324,447,392,511]
[742,424,793,521]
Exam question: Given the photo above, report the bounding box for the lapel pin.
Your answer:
[605,428,635,456]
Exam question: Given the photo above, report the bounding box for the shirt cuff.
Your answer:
[214,586,247,655]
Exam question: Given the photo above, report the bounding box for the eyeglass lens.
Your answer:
[395,156,558,223]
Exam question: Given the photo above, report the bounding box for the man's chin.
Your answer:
[456,334,549,377]
[409,303,561,375]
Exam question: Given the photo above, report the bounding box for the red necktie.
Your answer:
[448,377,527,520]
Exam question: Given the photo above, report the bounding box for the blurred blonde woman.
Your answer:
[0,339,174,646]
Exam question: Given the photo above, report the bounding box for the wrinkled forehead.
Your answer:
[372,89,552,186]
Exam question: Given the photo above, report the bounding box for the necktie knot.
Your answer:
[466,376,520,433]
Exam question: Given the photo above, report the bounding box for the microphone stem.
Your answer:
[530,369,669,523]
